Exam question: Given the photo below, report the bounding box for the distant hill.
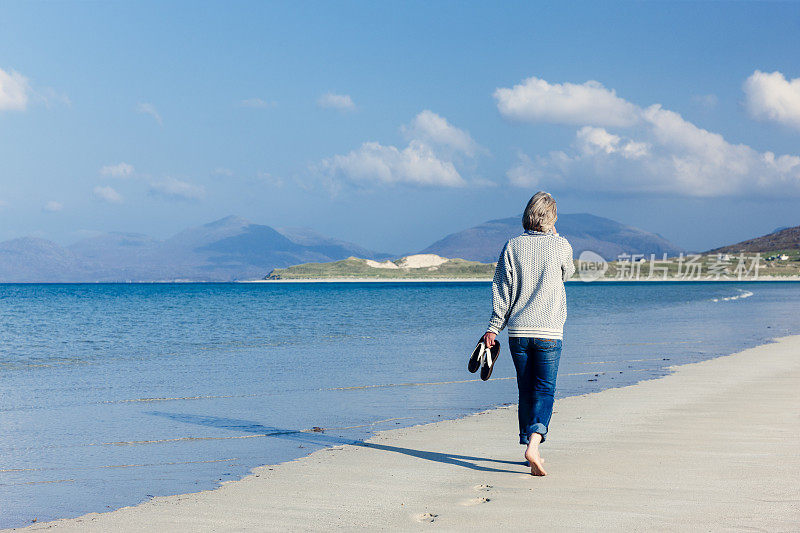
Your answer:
[276,226,390,262]
[0,237,89,282]
[707,225,800,254]
[420,213,683,262]
[0,216,392,282]
[267,254,495,280]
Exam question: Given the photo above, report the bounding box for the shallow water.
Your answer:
[1,281,799,527]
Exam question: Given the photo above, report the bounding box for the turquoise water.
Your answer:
[1,281,799,527]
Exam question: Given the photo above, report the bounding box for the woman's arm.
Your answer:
[561,239,575,281]
[485,243,513,345]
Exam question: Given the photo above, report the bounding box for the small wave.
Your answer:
[711,289,754,302]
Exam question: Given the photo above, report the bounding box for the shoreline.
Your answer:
[13,335,800,531]
[1,277,798,284]
[246,276,800,283]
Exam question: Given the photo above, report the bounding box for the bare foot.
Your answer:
[524,445,547,476]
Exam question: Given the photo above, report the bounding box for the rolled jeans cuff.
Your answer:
[520,423,548,445]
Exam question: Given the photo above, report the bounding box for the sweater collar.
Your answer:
[524,230,555,236]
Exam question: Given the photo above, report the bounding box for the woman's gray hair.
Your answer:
[522,191,558,233]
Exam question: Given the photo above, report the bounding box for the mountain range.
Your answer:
[707,224,800,254]
[421,213,683,262]
[0,216,391,282]
[0,212,724,282]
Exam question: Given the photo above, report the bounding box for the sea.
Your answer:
[1,281,799,528]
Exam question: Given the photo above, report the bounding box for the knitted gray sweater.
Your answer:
[487,230,575,339]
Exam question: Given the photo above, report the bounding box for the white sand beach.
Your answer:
[13,336,800,531]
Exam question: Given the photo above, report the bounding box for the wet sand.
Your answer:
[13,335,800,531]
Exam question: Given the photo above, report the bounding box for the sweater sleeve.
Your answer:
[487,243,513,334]
[561,239,575,281]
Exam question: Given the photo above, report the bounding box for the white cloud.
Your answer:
[256,172,284,188]
[504,76,800,197]
[494,76,639,127]
[314,111,490,190]
[0,68,69,111]
[317,92,355,111]
[36,87,71,108]
[100,162,135,178]
[93,185,123,203]
[402,110,481,156]
[43,201,63,212]
[240,97,276,108]
[507,153,546,188]
[136,102,162,125]
[0,67,30,111]
[149,177,205,201]
[691,93,718,109]
[743,70,800,130]
[212,167,234,177]
[575,126,648,158]
[319,140,465,188]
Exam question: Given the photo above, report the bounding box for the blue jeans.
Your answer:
[509,337,562,445]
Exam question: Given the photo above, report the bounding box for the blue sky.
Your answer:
[1,1,799,253]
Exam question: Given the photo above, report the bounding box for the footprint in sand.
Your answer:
[461,497,491,506]
[415,512,438,523]
[473,484,492,492]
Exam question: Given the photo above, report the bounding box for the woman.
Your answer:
[482,191,574,476]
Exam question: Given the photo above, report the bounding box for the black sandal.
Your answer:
[480,340,501,381]
[468,338,485,373]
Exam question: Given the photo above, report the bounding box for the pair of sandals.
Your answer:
[468,337,501,381]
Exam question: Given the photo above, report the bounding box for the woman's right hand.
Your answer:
[483,331,496,348]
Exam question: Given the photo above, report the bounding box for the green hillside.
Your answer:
[266,250,800,281]
[707,225,800,254]
[266,256,495,280]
